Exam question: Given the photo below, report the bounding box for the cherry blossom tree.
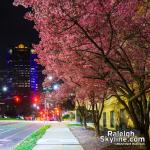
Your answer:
[14,0,150,147]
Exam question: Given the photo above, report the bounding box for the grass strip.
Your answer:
[0,118,22,120]
[13,125,50,150]
[67,123,82,127]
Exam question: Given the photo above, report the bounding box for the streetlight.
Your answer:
[2,86,8,92]
[33,103,37,107]
[48,75,53,81]
[36,106,40,110]
[53,84,59,90]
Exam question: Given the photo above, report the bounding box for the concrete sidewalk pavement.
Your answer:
[33,122,84,150]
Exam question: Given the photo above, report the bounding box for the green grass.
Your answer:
[0,118,21,120]
[67,123,82,127]
[13,125,50,150]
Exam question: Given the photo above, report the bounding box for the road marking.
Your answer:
[0,123,27,135]
[0,139,11,147]
[5,125,38,139]
[0,129,13,134]
[0,139,11,142]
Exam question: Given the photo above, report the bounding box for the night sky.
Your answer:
[0,0,39,69]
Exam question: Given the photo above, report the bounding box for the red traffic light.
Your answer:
[14,96,21,104]
[32,96,39,104]
[34,97,38,102]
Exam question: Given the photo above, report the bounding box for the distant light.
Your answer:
[70,93,75,96]
[14,96,20,103]
[33,104,37,107]
[53,84,59,90]
[2,86,8,92]
[37,106,40,110]
[9,49,13,54]
[31,49,35,54]
[34,97,38,103]
[48,76,53,81]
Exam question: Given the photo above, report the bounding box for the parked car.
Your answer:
[24,116,32,120]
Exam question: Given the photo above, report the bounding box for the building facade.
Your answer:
[1,43,43,116]
[0,70,11,116]
[75,97,150,137]
[8,43,39,94]
[99,98,134,131]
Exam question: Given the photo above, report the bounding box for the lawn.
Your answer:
[13,125,50,150]
[67,123,82,127]
[0,118,21,120]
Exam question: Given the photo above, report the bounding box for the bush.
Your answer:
[62,114,70,120]
[62,112,75,120]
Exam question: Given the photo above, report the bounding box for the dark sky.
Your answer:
[0,0,39,69]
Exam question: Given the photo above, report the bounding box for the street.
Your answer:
[0,121,44,150]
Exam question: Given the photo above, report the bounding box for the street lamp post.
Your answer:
[42,76,62,124]
[44,98,47,125]
[44,98,50,123]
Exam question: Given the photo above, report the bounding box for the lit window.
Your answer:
[110,111,115,128]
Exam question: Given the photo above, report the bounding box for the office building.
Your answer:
[3,43,43,116]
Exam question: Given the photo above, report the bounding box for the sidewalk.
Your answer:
[33,122,84,150]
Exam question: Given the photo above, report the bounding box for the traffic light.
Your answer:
[33,96,39,104]
[34,97,38,103]
[14,96,21,104]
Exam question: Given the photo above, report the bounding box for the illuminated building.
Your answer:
[8,44,39,93]
[6,43,43,115]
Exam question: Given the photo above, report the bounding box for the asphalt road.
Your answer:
[0,121,45,150]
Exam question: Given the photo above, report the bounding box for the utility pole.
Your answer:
[44,98,47,125]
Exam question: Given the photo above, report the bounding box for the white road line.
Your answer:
[5,125,37,139]
[0,139,11,147]
[0,129,13,134]
[0,139,11,142]
[0,124,26,135]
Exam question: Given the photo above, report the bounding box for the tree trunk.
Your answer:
[144,131,150,150]
[83,116,87,128]
[76,100,87,128]
[77,106,87,128]
[80,117,83,125]
[94,121,100,136]
[144,109,150,150]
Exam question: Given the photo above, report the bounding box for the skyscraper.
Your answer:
[8,43,39,93]
[6,43,43,116]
